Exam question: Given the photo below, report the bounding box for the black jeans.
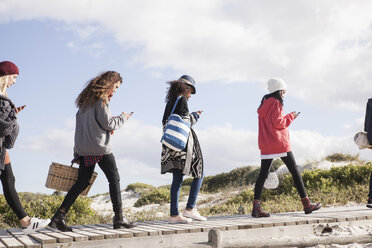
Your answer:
[59,153,122,214]
[0,163,27,219]
[254,151,306,200]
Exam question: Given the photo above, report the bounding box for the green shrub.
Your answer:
[272,159,284,170]
[0,193,102,228]
[189,166,259,192]
[125,183,155,194]
[198,163,372,217]
[134,188,170,207]
[325,153,360,162]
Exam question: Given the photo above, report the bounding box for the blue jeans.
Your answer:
[369,172,372,199]
[170,169,204,216]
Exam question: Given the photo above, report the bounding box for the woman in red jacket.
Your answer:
[252,78,321,218]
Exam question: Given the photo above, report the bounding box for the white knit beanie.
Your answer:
[267,78,287,93]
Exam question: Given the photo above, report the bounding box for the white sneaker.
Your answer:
[168,215,192,224]
[22,218,51,234]
[183,209,207,221]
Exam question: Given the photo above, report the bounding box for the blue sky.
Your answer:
[1,0,372,195]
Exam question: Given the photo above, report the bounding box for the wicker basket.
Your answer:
[45,162,98,196]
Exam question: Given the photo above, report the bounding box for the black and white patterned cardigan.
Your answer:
[161,96,203,178]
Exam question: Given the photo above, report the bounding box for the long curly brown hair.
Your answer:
[76,71,122,111]
[165,80,192,102]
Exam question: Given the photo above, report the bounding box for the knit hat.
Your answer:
[179,75,196,94]
[267,78,287,93]
[0,61,19,77]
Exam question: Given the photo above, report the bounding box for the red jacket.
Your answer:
[257,97,295,155]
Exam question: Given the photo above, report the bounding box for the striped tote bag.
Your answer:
[161,96,191,151]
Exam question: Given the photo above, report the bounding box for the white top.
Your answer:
[261,152,287,160]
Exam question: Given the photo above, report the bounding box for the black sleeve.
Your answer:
[162,96,189,126]
[365,98,372,144]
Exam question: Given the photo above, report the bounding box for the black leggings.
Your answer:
[254,151,306,200]
[369,172,372,199]
[0,163,27,219]
[59,153,122,214]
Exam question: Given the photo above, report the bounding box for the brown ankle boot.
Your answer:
[301,196,321,214]
[251,200,270,218]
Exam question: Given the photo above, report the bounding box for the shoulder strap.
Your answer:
[170,96,182,115]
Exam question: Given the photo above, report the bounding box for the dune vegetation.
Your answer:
[0,153,370,227]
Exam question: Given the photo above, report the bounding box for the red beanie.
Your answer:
[0,61,19,77]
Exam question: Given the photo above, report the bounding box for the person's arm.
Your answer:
[3,123,19,149]
[270,100,295,129]
[364,99,372,145]
[95,101,126,131]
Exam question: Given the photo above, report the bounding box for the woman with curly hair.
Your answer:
[161,75,206,224]
[0,61,50,234]
[49,71,136,231]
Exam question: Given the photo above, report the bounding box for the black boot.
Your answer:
[301,196,321,214]
[251,200,270,218]
[49,210,72,232]
[113,212,137,229]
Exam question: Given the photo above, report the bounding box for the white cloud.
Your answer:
[1,1,372,110]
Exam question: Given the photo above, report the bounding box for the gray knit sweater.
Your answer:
[0,95,19,171]
[74,100,126,156]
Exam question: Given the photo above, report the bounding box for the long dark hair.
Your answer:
[259,90,283,107]
[165,80,192,102]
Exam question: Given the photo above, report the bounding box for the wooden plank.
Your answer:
[140,220,220,234]
[138,222,178,235]
[187,220,238,231]
[27,233,56,245]
[6,229,41,248]
[207,218,256,229]
[142,220,199,233]
[0,238,24,248]
[209,217,263,230]
[14,236,40,248]
[36,229,73,243]
[0,230,12,238]
[95,224,147,237]
[118,225,160,236]
[69,229,104,241]
[0,230,24,248]
[83,224,133,238]
[140,220,191,233]
[43,227,88,242]
[73,225,117,239]
[81,225,120,239]
[147,219,212,232]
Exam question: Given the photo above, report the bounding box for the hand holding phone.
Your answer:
[15,105,26,114]
[122,112,134,120]
[196,110,203,117]
[292,111,300,119]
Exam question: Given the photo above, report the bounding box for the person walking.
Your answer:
[363,98,372,208]
[161,75,206,224]
[252,78,321,218]
[0,61,50,234]
[49,71,136,231]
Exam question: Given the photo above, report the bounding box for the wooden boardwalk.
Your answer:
[0,206,371,248]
